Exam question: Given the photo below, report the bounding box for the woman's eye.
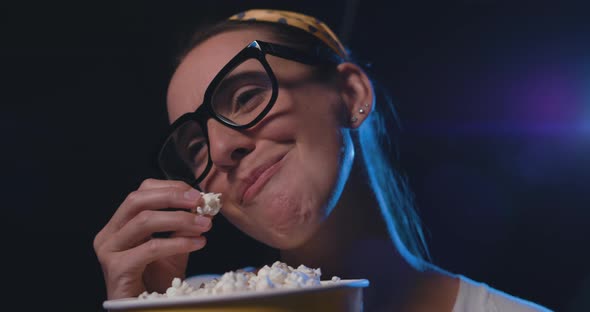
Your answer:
[187,140,207,162]
[233,87,265,111]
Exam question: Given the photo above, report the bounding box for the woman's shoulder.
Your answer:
[452,274,553,312]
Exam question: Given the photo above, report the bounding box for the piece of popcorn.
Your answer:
[196,192,222,216]
[172,277,181,288]
[255,275,275,291]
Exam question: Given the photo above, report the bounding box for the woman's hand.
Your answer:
[93,179,212,299]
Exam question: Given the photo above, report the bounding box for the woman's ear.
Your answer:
[336,62,374,129]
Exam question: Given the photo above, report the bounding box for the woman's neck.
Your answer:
[280,161,459,311]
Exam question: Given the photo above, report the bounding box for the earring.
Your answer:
[359,103,370,114]
[351,116,358,123]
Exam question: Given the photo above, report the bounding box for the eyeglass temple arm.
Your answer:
[257,41,343,66]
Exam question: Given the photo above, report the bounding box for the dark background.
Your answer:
[2,1,589,311]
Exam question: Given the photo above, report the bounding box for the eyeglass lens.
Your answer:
[160,57,273,183]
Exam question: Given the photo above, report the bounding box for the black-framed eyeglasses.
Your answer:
[158,40,343,190]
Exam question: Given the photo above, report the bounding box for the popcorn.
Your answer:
[195,192,222,216]
[137,261,342,299]
[165,278,197,297]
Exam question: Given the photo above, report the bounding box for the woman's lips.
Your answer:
[241,154,286,204]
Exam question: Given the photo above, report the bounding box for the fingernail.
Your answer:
[194,216,211,227]
[184,189,200,200]
[193,237,205,247]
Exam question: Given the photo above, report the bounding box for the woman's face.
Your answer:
[167,29,354,249]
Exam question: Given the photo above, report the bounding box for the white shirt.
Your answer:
[452,275,553,312]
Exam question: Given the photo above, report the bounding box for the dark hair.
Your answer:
[175,18,431,265]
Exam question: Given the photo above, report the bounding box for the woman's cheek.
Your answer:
[199,169,223,193]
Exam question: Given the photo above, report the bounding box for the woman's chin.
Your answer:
[243,185,325,249]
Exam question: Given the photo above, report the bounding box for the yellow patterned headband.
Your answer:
[228,9,349,60]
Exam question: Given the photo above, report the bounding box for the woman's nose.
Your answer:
[207,120,255,171]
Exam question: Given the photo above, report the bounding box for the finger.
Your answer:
[108,187,204,234]
[94,227,110,254]
[138,178,193,191]
[122,236,207,268]
[169,230,208,238]
[108,211,212,250]
[155,220,214,239]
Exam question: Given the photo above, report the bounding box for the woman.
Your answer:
[94,9,551,311]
